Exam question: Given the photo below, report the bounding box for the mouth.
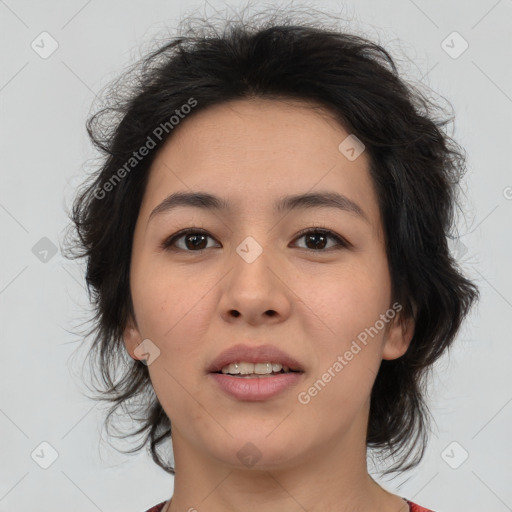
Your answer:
[209,368,305,401]
[211,365,303,378]
[206,343,305,401]
[206,343,305,375]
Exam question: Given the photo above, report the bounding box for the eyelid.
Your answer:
[291,226,351,250]
[160,228,216,251]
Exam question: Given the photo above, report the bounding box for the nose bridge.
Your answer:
[235,234,266,265]
[230,233,274,288]
[227,206,276,266]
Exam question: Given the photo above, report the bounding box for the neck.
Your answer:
[166,424,408,512]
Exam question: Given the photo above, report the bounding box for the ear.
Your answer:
[382,303,416,360]
[123,316,144,360]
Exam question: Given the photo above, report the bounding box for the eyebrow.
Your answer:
[148,190,369,224]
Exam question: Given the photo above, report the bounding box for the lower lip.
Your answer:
[209,372,304,401]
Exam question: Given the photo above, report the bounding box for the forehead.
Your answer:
[140,97,381,232]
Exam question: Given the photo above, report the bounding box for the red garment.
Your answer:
[143,498,435,511]
[405,500,435,512]
[144,503,166,512]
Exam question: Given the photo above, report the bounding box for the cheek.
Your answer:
[130,257,215,380]
[292,258,391,403]
[131,256,201,337]
[132,264,210,419]
[297,273,387,415]
[295,257,391,344]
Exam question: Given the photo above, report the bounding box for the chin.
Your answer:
[212,436,302,471]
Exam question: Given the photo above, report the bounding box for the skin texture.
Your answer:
[123,98,415,512]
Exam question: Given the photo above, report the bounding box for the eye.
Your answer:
[160,228,219,252]
[291,228,350,252]
[160,227,350,252]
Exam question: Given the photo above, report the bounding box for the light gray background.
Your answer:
[1,0,511,511]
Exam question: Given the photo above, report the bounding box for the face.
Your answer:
[123,98,414,471]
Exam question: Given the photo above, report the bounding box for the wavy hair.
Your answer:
[63,5,479,476]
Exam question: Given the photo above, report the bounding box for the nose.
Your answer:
[218,242,292,326]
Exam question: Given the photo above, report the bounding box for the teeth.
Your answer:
[220,362,291,375]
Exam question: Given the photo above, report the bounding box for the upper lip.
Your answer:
[207,343,305,373]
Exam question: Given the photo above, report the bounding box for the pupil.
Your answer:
[187,234,207,250]
[306,233,326,250]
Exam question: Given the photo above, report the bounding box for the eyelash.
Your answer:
[160,226,350,253]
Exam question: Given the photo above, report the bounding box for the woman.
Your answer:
[65,6,478,512]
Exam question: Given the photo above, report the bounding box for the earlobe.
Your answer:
[123,319,143,360]
[382,311,415,361]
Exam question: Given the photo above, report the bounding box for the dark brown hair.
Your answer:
[63,5,479,476]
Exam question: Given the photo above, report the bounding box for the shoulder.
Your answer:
[142,502,167,512]
[404,499,437,512]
